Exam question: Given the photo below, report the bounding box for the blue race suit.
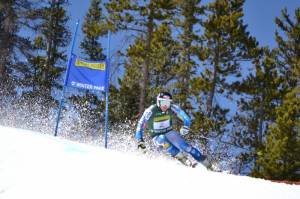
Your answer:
[135,104,205,162]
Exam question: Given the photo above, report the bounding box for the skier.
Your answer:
[135,91,211,168]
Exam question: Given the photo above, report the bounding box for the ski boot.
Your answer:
[175,153,197,167]
[198,156,221,171]
[199,158,212,170]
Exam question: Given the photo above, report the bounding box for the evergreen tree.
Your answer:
[254,88,300,181]
[233,48,283,174]
[149,23,180,91]
[172,0,204,112]
[200,0,257,116]
[251,7,300,181]
[116,23,179,121]
[105,0,176,115]
[80,0,107,61]
[0,0,33,100]
[190,0,258,155]
[22,0,70,112]
[275,8,300,90]
[0,0,16,88]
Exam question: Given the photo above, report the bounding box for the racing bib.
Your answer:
[153,120,170,130]
[153,115,171,130]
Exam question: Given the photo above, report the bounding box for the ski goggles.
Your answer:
[158,98,172,108]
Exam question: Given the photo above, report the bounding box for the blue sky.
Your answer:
[243,0,300,48]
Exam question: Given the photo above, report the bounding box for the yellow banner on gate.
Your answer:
[75,58,106,70]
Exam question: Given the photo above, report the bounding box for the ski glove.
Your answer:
[137,140,147,153]
[180,126,190,136]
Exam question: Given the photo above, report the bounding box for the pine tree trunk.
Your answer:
[207,50,219,116]
[207,67,217,116]
[181,55,191,111]
[0,57,6,80]
[258,96,264,144]
[0,49,10,90]
[138,15,153,115]
[206,38,221,116]
[44,0,57,88]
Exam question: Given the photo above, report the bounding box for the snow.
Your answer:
[0,125,299,199]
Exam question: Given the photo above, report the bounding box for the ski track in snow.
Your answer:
[0,125,299,199]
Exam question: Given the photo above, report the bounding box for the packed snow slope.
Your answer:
[0,126,299,199]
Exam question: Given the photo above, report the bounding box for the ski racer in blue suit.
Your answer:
[135,91,210,168]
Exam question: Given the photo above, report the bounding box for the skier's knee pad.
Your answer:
[166,145,180,157]
[153,135,168,148]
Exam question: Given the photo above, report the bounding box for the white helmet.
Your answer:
[156,91,173,108]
